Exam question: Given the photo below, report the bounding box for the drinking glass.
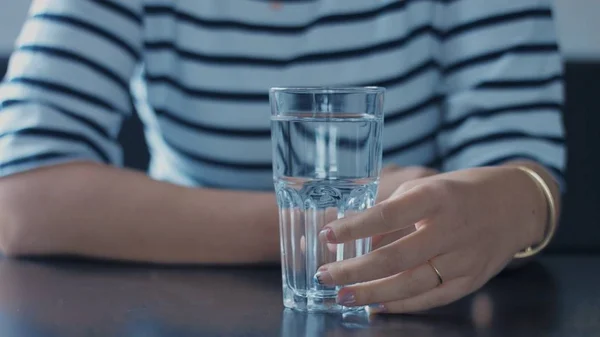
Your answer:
[270,87,385,312]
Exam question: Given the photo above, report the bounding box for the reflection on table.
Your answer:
[0,256,595,337]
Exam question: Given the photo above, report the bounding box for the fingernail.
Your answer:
[318,227,337,243]
[313,270,333,286]
[337,291,356,306]
[367,303,386,314]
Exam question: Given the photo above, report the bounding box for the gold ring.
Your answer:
[428,260,444,286]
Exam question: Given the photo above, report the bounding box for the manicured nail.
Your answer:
[337,291,356,306]
[367,303,386,314]
[313,270,333,286]
[318,227,337,243]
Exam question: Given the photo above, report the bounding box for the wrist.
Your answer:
[503,166,548,250]
[508,165,557,254]
[526,176,549,248]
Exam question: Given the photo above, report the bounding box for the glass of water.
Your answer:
[270,87,384,313]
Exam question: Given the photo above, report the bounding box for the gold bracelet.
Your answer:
[513,166,557,259]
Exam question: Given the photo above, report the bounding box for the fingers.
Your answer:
[373,226,416,249]
[367,277,473,314]
[320,184,441,244]
[300,207,339,254]
[333,253,462,307]
[315,227,448,286]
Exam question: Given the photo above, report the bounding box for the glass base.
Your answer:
[283,285,365,313]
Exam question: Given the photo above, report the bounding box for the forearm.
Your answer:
[0,162,279,264]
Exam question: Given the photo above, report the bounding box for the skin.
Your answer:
[0,162,280,264]
[0,160,559,313]
[0,162,431,264]
[314,160,560,314]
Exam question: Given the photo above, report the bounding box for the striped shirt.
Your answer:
[0,0,566,190]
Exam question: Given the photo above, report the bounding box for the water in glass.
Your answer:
[272,113,383,312]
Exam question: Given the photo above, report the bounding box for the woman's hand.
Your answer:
[374,165,438,248]
[314,164,555,314]
[301,165,438,254]
[377,165,438,202]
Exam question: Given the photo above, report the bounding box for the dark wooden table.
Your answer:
[0,256,597,337]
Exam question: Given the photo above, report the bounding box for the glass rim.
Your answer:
[270,86,385,94]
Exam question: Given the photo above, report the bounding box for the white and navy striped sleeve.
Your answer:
[0,0,142,176]
[436,0,566,186]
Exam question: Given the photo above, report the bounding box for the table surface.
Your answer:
[0,256,597,337]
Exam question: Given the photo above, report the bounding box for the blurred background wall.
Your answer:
[1,0,599,253]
